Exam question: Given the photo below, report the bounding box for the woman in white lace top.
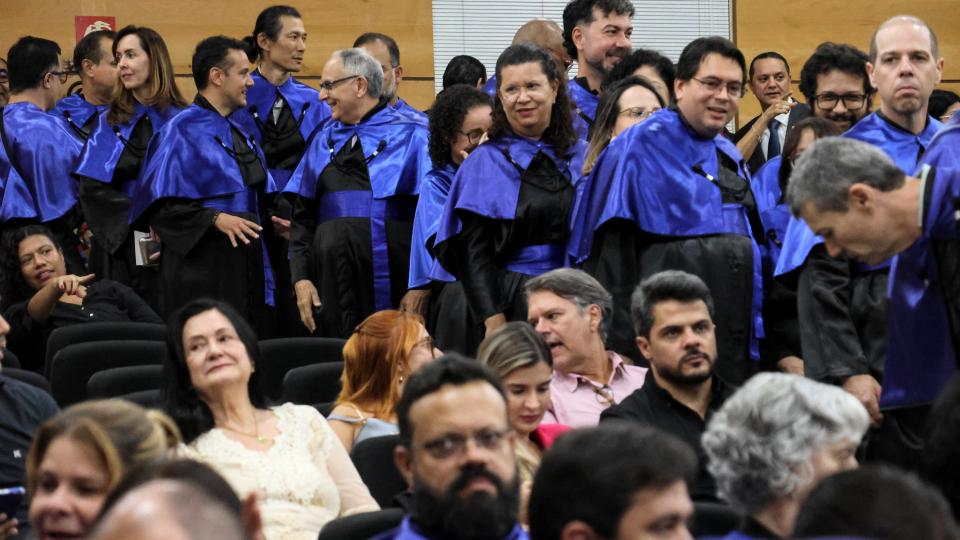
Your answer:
[162,299,379,540]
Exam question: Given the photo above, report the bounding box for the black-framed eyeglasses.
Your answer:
[318,74,359,91]
[691,76,744,98]
[458,128,485,145]
[414,428,511,460]
[47,70,69,84]
[814,93,867,110]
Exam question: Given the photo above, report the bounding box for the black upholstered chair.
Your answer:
[350,434,407,508]
[317,507,404,540]
[281,361,343,405]
[44,322,166,376]
[258,337,345,401]
[50,340,166,407]
[87,364,164,400]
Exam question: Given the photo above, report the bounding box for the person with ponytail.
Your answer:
[73,25,187,310]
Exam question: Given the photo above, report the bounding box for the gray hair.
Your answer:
[524,268,613,340]
[786,137,906,216]
[477,321,552,380]
[630,270,715,338]
[702,373,870,514]
[334,47,383,100]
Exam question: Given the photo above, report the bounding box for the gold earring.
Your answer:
[398,375,404,383]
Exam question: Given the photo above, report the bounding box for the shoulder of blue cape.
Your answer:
[129,106,271,221]
[922,124,960,170]
[0,141,38,222]
[845,113,943,172]
[284,114,430,200]
[52,94,94,118]
[75,105,183,183]
[445,139,526,220]
[752,155,783,212]
[773,213,822,277]
[572,112,741,244]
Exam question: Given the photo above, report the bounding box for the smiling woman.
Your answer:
[163,298,379,540]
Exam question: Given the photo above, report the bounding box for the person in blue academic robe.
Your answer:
[129,37,277,326]
[72,26,188,309]
[286,48,430,337]
[51,29,117,142]
[434,44,585,339]
[52,94,107,142]
[569,38,765,385]
[1,100,84,273]
[775,111,941,413]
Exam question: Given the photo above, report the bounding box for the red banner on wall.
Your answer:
[75,16,116,43]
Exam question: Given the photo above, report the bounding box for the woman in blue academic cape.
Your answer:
[232,6,332,337]
[407,84,492,355]
[433,43,586,339]
[73,25,187,309]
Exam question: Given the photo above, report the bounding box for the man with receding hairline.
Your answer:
[354,32,427,126]
[483,20,572,97]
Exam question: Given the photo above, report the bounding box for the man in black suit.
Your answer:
[734,51,810,173]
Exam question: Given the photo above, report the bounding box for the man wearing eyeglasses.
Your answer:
[601,271,734,502]
[382,356,526,540]
[570,36,766,387]
[355,32,428,126]
[1,36,85,271]
[798,42,874,133]
[52,30,117,142]
[562,0,634,140]
[775,20,944,450]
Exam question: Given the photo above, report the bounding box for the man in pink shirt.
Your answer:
[525,268,647,427]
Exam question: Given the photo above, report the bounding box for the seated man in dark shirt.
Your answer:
[601,270,734,501]
[0,311,60,539]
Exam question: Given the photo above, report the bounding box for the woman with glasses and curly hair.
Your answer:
[328,309,441,452]
[408,84,491,353]
[74,25,187,310]
[433,43,585,341]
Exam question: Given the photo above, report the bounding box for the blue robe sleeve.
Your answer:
[409,166,456,287]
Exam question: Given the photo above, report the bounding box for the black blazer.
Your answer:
[734,102,811,174]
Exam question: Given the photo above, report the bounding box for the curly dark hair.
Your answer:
[0,224,58,308]
[488,44,578,156]
[799,42,872,105]
[561,0,635,59]
[428,84,492,169]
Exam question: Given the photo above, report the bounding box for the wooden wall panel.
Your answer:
[0,0,436,109]
[734,0,960,125]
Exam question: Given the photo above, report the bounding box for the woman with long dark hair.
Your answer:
[73,25,187,309]
[433,44,585,340]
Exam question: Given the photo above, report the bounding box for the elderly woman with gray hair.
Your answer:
[701,372,870,539]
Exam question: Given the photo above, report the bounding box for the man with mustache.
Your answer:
[561,0,634,138]
[799,42,874,133]
[379,356,526,540]
[601,270,734,502]
[129,36,277,328]
[775,18,943,443]
[570,36,765,387]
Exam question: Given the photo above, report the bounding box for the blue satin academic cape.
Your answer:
[229,70,331,188]
[774,112,942,277]
[567,79,597,141]
[409,164,457,287]
[434,132,587,275]
[2,103,82,222]
[921,113,960,169]
[882,164,959,407]
[284,106,431,310]
[393,98,429,127]
[128,103,279,305]
[482,75,498,97]
[371,516,528,540]
[567,108,764,359]
[751,156,789,268]
[52,95,106,141]
[0,134,36,222]
[73,103,183,197]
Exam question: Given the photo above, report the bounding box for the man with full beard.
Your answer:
[379,356,525,540]
[601,271,735,502]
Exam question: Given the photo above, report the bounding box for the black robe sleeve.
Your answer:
[450,211,509,322]
[149,199,218,259]
[106,281,163,323]
[288,195,316,284]
[797,245,870,381]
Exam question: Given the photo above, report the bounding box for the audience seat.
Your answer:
[690,501,742,537]
[87,365,164,401]
[1,367,52,394]
[2,349,21,369]
[350,434,407,508]
[44,322,166,377]
[317,507,404,540]
[259,337,345,401]
[50,340,166,407]
[281,362,343,405]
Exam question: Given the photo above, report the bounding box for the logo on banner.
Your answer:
[75,16,116,42]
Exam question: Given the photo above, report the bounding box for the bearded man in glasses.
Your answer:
[570,36,766,386]
[379,356,526,540]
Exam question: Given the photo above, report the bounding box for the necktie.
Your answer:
[767,118,782,159]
